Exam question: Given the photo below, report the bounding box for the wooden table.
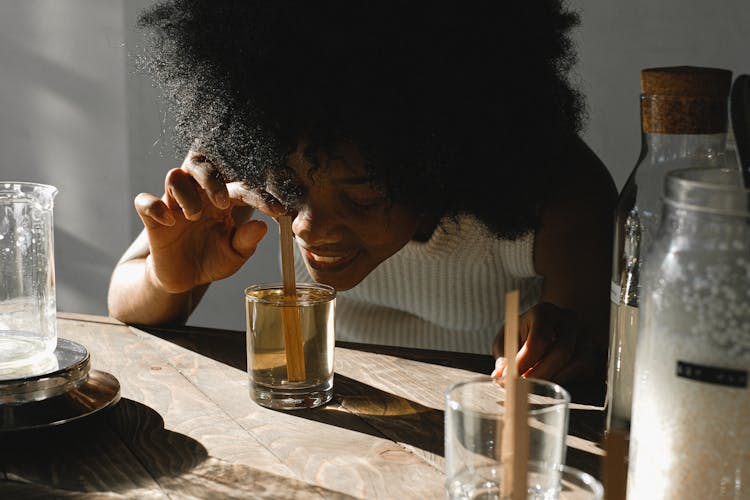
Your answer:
[0,313,606,498]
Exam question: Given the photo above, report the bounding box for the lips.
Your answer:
[301,247,360,272]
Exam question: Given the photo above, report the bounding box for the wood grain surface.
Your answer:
[0,313,606,498]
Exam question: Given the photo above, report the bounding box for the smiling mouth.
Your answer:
[302,248,360,272]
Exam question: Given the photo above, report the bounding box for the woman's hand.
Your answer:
[134,151,281,294]
[109,150,289,326]
[492,137,616,387]
[492,302,602,384]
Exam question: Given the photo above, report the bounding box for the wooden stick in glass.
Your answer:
[279,215,306,381]
[499,290,529,500]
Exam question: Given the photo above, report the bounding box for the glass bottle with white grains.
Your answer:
[605,66,733,434]
[628,166,750,499]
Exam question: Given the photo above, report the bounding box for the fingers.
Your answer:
[521,323,576,381]
[182,150,282,216]
[227,182,285,217]
[491,357,507,378]
[231,205,256,226]
[491,302,599,383]
[181,151,230,209]
[515,304,563,375]
[169,153,249,222]
[231,219,269,258]
[134,192,175,228]
[496,303,580,382]
[148,162,269,229]
[181,149,286,217]
[165,168,205,220]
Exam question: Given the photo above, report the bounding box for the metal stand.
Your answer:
[0,338,120,431]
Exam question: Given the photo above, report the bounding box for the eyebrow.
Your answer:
[331,175,378,186]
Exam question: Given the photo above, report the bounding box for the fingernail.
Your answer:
[492,357,507,377]
[214,191,229,209]
[184,209,202,221]
[163,210,176,226]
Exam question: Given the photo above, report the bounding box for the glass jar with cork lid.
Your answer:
[606,66,734,434]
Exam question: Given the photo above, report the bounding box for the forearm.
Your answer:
[539,139,616,350]
[107,257,206,326]
[536,217,613,356]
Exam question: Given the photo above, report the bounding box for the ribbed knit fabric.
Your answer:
[295,215,542,354]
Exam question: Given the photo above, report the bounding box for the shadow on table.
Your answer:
[0,398,355,499]
[133,324,498,374]
[134,323,605,473]
[292,373,446,457]
[0,398,206,495]
[134,323,603,404]
[136,325,451,456]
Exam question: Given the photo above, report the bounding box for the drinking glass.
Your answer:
[246,282,335,410]
[445,376,593,499]
[446,461,603,500]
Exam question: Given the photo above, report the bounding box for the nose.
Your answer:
[291,199,346,247]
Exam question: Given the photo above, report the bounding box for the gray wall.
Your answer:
[1,0,748,332]
[122,0,279,332]
[0,0,131,317]
[573,1,750,188]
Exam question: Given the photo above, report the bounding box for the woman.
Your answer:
[108,0,617,385]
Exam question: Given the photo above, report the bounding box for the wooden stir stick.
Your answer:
[499,290,529,500]
[602,430,628,500]
[279,215,306,381]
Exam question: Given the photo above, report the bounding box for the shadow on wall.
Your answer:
[0,30,112,115]
[54,226,119,317]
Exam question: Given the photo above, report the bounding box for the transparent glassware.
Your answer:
[606,67,733,433]
[446,461,603,500]
[0,182,58,379]
[628,167,750,499]
[246,282,336,410]
[444,376,571,499]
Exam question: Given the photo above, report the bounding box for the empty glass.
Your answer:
[0,182,58,379]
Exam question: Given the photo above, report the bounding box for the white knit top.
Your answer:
[295,215,542,354]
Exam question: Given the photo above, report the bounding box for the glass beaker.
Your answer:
[0,182,58,378]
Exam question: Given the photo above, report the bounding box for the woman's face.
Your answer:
[265,143,423,291]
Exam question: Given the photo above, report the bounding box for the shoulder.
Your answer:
[544,135,617,220]
[534,136,617,274]
[559,135,616,202]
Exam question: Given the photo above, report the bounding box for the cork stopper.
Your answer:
[642,66,732,97]
[640,66,732,134]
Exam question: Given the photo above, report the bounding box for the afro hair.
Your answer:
[137,0,586,239]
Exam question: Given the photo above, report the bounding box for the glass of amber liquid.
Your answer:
[245,282,336,410]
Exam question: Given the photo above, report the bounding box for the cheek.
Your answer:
[355,208,420,255]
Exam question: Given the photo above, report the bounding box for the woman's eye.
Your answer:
[343,194,384,210]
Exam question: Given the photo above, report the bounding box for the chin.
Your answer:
[303,261,367,292]
[306,271,358,291]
